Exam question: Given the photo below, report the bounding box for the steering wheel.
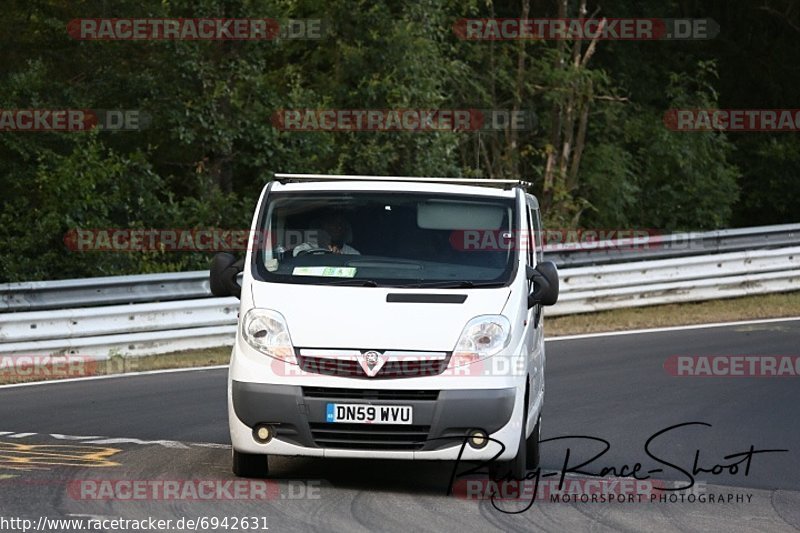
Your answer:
[295,247,335,256]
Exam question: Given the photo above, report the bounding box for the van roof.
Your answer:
[270,174,528,198]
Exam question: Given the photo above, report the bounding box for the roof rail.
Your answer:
[274,173,533,190]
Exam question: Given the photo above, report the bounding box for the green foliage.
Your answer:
[731,136,800,226]
[0,0,796,281]
[582,62,739,231]
[630,64,739,231]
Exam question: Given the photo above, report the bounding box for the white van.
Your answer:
[210,174,559,480]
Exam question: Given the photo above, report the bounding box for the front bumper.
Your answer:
[229,381,521,460]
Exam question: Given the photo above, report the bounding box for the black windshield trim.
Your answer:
[386,294,468,303]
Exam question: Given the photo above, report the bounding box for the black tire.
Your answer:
[526,416,541,469]
[232,450,269,478]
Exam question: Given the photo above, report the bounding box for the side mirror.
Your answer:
[210,252,243,299]
[527,261,559,308]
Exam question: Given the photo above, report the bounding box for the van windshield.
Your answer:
[254,191,517,287]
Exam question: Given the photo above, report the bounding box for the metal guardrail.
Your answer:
[557,246,800,292]
[544,223,800,267]
[2,224,797,314]
[0,298,239,343]
[551,268,800,316]
[0,225,798,358]
[1,247,798,357]
[0,271,210,312]
[1,325,237,359]
[550,246,800,316]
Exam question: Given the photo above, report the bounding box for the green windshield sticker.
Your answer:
[292,266,357,278]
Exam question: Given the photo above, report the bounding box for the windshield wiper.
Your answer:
[398,280,506,289]
[320,279,379,287]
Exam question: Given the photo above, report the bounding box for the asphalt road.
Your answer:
[0,318,798,532]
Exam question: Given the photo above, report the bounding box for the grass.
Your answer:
[546,291,800,336]
[3,291,798,385]
[0,347,230,386]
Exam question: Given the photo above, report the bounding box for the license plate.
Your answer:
[326,403,413,425]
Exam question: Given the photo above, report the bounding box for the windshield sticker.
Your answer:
[292,266,357,278]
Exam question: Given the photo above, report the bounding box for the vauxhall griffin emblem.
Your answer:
[358,350,386,377]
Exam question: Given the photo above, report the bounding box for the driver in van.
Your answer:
[293,211,361,256]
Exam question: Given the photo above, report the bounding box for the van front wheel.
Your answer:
[232,450,269,478]
[490,411,532,480]
[526,416,541,469]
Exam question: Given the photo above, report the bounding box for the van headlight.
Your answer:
[242,309,297,364]
[450,315,511,368]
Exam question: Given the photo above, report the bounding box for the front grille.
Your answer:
[297,354,450,379]
[302,387,439,401]
[309,422,430,450]
[298,357,362,377]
